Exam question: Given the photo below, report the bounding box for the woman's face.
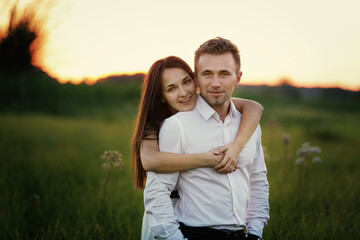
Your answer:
[161,68,197,114]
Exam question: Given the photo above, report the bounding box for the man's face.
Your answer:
[196,52,241,109]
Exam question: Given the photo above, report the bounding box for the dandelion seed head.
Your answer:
[102,163,111,170]
[101,150,123,170]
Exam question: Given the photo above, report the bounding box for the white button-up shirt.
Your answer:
[144,96,269,240]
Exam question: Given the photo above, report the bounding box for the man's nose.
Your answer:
[210,75,221,88]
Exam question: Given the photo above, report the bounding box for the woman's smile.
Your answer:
[161,67,197,113]
[179,95,192,104]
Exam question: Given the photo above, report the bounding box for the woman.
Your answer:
[132,56,263,239]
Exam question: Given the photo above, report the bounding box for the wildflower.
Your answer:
[295,157,304,165]
[312,156,322,164]
[295,142,322,165]
[29,194,41,205]
[102,163,111,170]
[311,147,321,153]
[295,142,322,206]
[282,133,291,145]
[101,150,123,170]
[297,143,321,157]
[97,150,123,238]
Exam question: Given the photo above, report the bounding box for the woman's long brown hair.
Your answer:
[132,56,194,189]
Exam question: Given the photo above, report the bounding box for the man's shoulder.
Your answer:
[160,110,199,132]
[168,109,199,122]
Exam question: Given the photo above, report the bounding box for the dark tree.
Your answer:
[0,20,37,73]
[0,1,52,74]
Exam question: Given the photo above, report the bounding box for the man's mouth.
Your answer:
[209,91,224,96]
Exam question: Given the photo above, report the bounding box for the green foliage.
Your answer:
[234,84,360,113]
[0,113,142,239]
[0,71,142,117]
[0,85,359,239]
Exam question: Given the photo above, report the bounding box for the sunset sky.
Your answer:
[2,0,360,90]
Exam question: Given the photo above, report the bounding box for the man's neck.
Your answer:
[212,100,231,122]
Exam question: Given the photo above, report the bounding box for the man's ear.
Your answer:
[235,71,242,87]
[194,73,199,87]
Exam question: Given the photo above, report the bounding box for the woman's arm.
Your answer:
[213,98,264,173]
[141,136,224,173]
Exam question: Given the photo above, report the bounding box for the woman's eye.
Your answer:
[184,79,191,84]
[167,87,175,92]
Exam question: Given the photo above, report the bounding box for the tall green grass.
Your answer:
[0,113,142,239]
[0,103,359,239]
[260,106,360,239]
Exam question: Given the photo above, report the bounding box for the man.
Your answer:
[144,37,269,240]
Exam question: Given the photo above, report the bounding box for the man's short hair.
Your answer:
[194,37,241,74]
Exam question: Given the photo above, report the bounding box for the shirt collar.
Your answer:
[196,95,237,121]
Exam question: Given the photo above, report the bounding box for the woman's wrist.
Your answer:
[196,152,214,167]
[232,138,246,151]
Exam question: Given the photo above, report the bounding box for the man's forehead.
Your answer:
[197,52,236,71]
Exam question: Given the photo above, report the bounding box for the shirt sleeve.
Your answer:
[246,125,270,238]
[143,117,186,240]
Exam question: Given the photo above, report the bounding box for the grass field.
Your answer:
[1,103,359,239]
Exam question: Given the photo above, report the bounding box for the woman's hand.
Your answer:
[213,142,242,173]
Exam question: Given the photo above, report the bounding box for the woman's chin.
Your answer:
[176,104,195,112]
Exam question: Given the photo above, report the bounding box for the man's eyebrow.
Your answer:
[200,69,212,74]
[219,70,231,73]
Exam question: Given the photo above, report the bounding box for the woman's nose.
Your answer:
[179,86,187,96]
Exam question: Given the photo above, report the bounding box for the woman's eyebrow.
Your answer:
[165,83,175,89]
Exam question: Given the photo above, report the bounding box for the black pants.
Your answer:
[179,223,246,240]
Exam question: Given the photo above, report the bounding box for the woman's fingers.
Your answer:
[213,144,229,155]
[213,157,227,170]
[214,157,237,173]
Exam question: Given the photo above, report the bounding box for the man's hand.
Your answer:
[213,142,241,173]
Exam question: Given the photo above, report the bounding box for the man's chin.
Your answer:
[206,98,226,106]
